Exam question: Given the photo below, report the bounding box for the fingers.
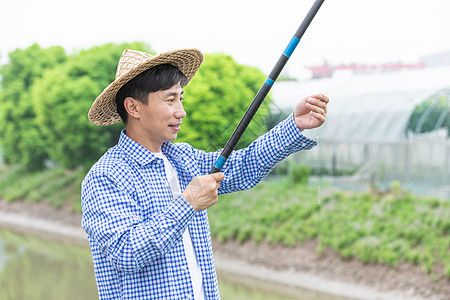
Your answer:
[308,94,328,111]
[311,92,330,104]
[210,172,225,183]
[294,92,329,130]
[306,98,326,116]
[184,173,223,211]
[311,110,326,123]
[209,172,224,191]
[310,92,329,112]
[305,93,329,127]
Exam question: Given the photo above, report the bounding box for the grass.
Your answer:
[0,164,85,212]
[1,164,449,280]
[209,178,450,280]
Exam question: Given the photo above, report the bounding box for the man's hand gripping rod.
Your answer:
[210,0,326,174]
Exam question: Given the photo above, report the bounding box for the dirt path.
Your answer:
[0,199,448,300]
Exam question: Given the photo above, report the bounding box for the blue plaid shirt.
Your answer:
[81,114,316,300]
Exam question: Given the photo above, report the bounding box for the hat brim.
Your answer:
[88,48,204,126]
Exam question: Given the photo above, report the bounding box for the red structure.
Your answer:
[306,60,426,78]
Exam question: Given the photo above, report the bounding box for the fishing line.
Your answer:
[317,132,321,205]
[316,91,327,205]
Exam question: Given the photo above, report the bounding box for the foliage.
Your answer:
[406,94,449,135]
[179,53,271,151]
[277,75,297,82]
[0,164,85,212]
[0,44,67,170]
[0,42,152,169]
[288,164,311,184]
[1,44,272,169]
[208,179,450,279]
[31,42,152,168]
[2,161,449,280]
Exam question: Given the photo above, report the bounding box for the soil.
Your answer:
[0,198,448,300]
[213,239,449,300]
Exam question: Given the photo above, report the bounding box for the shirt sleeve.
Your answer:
[196,113,317,193]
[81,170,195,274]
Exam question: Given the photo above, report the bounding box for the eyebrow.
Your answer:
[165,90,184,97]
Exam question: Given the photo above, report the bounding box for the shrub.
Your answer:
[288,164,312,184]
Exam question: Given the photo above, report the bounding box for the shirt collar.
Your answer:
[117,130,183,166]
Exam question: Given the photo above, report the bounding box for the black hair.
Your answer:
[115,64,188,124]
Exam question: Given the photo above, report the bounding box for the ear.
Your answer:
[123,97,140,120]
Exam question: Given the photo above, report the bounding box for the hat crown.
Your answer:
[115,49,154,79]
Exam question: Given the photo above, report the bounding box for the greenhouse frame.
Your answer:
[271,66,450,199]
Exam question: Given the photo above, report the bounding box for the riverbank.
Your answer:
[0,198,448,300]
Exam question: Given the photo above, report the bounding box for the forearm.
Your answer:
[82,174,195,274]
[204,113,317,193]
[114,195,194,273]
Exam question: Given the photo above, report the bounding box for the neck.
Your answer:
[125,123,162,153]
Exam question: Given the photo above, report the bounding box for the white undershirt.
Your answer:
[153,152,205,300]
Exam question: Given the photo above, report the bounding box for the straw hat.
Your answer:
[88,48,204,126]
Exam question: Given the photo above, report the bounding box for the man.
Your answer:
[81,48,329,300]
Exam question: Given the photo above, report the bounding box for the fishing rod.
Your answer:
[210,0,326,174]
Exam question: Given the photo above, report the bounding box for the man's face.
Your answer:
[137,83,186,150]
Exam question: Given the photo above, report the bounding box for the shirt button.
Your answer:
[181,265,187,270]
[187,295,193,299]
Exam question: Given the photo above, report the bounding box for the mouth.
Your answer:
[169,122,182,131]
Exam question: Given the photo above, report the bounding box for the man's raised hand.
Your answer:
[294,93,329,130]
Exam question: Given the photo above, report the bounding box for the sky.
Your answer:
[1,0,450,78]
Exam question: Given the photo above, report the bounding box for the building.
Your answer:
[271,66,450,199]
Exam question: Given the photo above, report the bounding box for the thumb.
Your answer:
[210,172,225,182]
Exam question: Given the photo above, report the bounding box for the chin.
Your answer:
[168,134,178,142]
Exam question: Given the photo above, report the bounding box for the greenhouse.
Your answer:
[271,66,450,199]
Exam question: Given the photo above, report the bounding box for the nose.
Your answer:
[174,101,186,119]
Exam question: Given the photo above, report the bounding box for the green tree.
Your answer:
[32,42,153,168]
[5,43,271,169]
[0,44,67,169]
[180,53,271,151]
[406,94,449,135]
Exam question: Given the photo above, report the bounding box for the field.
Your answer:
[208,178,450,280]
[1,164,449,280]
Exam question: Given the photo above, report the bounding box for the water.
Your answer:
[0,229,353,300]
[0,229,97,300]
